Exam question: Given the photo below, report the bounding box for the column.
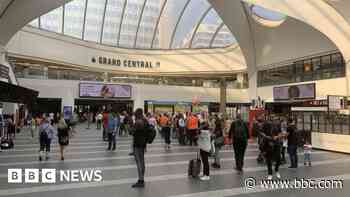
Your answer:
[219,78,227,114]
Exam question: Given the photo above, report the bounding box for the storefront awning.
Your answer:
[0,81,38,104]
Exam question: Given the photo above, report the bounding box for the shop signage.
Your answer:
[91,56,160,69]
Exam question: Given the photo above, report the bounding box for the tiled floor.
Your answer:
[0,124,349,197]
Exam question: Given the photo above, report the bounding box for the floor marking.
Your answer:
[0,157,348,196]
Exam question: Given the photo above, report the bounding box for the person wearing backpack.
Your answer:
[229,114,249,174]
[132,108,148,188]
[39,118,55,161]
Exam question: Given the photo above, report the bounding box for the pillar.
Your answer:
[219,78,227,114]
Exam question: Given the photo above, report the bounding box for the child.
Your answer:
[303,140,312,166]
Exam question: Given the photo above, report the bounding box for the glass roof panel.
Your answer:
[118,0,146,48]
[251,5,286,21]
[83,0,106,42]
[192,8,222,48]
[212,25,236,48]
[135,0,162,49]
[28,19,39,28]
[154,0,188,49]
[171,0,210,49]
[27,0,236,50]
[63,0,86,39]
[40,6,63,33]
[101,0,125,46]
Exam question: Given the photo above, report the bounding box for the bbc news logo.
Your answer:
[8,169,103,183]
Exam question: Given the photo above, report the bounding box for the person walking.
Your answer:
[102,111,109,141]
[131,108,148,188]
[96,112,103,130]
[107,112,119,151]
[229,114,249,174]
[160,114,171,149]
[260,118,283,180]
[212,115,224,169]
[57,116,69,161]
[38,118,55,161]
[197,122,211,181]
[287,119,298,168]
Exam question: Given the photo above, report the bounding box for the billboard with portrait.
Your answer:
[79,83,132,98]
[273,83,315,101]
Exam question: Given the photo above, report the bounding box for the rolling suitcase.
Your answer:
[188,150,201,178]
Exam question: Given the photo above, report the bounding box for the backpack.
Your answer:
[146,123,157,144]
[234,120,246,140]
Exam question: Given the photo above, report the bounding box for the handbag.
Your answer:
[59,136,69,145]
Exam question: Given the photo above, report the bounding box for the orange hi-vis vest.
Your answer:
[159,116,169,127]
[187,116,198,130]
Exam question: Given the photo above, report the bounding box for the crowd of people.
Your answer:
[0,107,313,188]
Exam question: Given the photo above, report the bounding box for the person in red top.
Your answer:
[102,111,109,141]
[186,113,199,146]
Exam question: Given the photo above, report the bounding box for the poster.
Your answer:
[79,83,132,98]
[63,106,73,120]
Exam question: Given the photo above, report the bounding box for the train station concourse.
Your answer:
[1,0,350,197]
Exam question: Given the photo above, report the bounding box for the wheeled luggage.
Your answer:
[188,151,201,178]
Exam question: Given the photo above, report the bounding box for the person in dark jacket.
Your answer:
[212,115,224,169]
[287,118,298,168]
[131,108,148,188]
[259,118,283,180]
[229,114,249,174]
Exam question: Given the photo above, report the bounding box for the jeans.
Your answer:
[266,145,281,175]
[102,127,108,141]
[96,120,102,129]
[214,145,221,165]
[233,140,247,171]
[178,127,186,145]
[200,149,210,176]
[134,147,146,181]
[304,153,311,163]
[107,133,116,150]
[281,146,286,162]
[188,129,198,146]
[288,145,298,167]
[163,127,171,145]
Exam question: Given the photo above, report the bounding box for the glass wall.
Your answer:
[292,111,350,135]
[257,52,345,87]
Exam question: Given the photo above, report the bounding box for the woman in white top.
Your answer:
[197,121,211,181]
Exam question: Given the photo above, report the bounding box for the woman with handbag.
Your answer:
[57,115,69,161]
[212,115,224,169]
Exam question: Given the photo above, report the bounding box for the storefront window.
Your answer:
[257,52,345,87]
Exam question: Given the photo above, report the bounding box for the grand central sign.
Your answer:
[92,56,160,69]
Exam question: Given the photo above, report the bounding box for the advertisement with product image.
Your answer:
[79,83,132,98]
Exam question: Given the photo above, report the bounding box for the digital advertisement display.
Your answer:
[79,83,132,98]
[273,83,315,101]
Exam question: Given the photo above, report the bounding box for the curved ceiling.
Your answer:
[27,0,237,50]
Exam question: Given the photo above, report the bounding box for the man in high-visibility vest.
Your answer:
[186,113,199,146]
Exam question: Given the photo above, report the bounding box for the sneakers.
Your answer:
[276,172,281,179]
[131,180,145,188]
[200,176,210,181]
[267,175,273,180]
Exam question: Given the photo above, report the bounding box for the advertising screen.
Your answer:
[273,83,315,101]
[79,83,132,98]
